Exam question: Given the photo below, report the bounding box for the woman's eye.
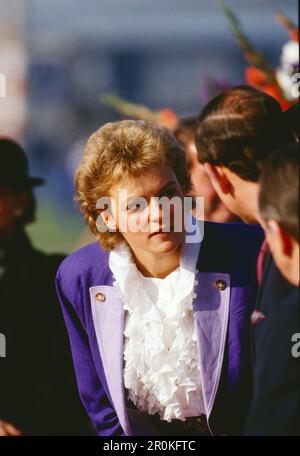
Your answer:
[127,202,145,212]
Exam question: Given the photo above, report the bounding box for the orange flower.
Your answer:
[158,108,179,129]
[275,12,299,42]
[245,66,269,86]
[245,68,292,110]
[260,85,291,110]
[262,85,284,106]
[289,29,299,42]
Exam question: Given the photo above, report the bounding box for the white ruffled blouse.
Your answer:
[109,238,205,422]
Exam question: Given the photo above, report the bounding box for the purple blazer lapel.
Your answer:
[89,285,132,435]
[193,272,230,421]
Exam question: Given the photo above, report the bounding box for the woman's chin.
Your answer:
[150,232,183,254]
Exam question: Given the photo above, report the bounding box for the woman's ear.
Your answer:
[97,210,117,232]
[96,196,118,232]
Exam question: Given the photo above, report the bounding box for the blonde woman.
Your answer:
[56,120,263,436]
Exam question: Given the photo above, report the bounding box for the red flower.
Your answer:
[289,29,299,42]
[262,85,290,110]
[245,66,269,86]
[245,67,292,110]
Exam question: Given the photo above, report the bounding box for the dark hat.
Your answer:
[0,137,44,189]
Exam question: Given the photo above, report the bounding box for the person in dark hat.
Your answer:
[0,138,93,435]
[0,138,44,239]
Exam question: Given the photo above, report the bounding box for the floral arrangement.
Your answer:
[101,3,298,123]
[100,94,178,129]
[220,0,299,109]
[275,12,299,103]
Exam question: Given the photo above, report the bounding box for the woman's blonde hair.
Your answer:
[75,119,192,250]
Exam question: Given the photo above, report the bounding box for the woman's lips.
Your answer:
[149,226,174,237]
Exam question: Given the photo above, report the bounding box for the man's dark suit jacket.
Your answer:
[0,229,93,435]
[244,252,300,436]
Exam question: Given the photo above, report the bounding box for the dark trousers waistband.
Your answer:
[126,401,211,436]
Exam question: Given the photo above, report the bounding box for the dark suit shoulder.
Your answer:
[244,286,300,435]
[199,221,264,275]
[203,220,264,244]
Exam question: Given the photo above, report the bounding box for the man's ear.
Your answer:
[266,220,293,257]
[203,163,231,194]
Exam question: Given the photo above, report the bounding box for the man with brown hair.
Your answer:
[259,143,299,286]
[195,85,295,224]
[243,143,299,435]
[173,116,239,222]
[195,87,299,435]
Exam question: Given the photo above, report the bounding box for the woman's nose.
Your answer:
[148,197,175,233]
[148,197,163,224]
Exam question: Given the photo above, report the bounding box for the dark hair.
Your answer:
[283,102,300,143]
[195,85,295,182]
[173,116,199,147]
[259,143,299,242]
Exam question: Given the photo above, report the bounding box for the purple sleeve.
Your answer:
[55,269,125,436]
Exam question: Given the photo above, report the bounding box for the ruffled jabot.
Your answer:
[109,235,205,421]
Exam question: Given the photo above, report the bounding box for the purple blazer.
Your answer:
[56,221,264,436]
